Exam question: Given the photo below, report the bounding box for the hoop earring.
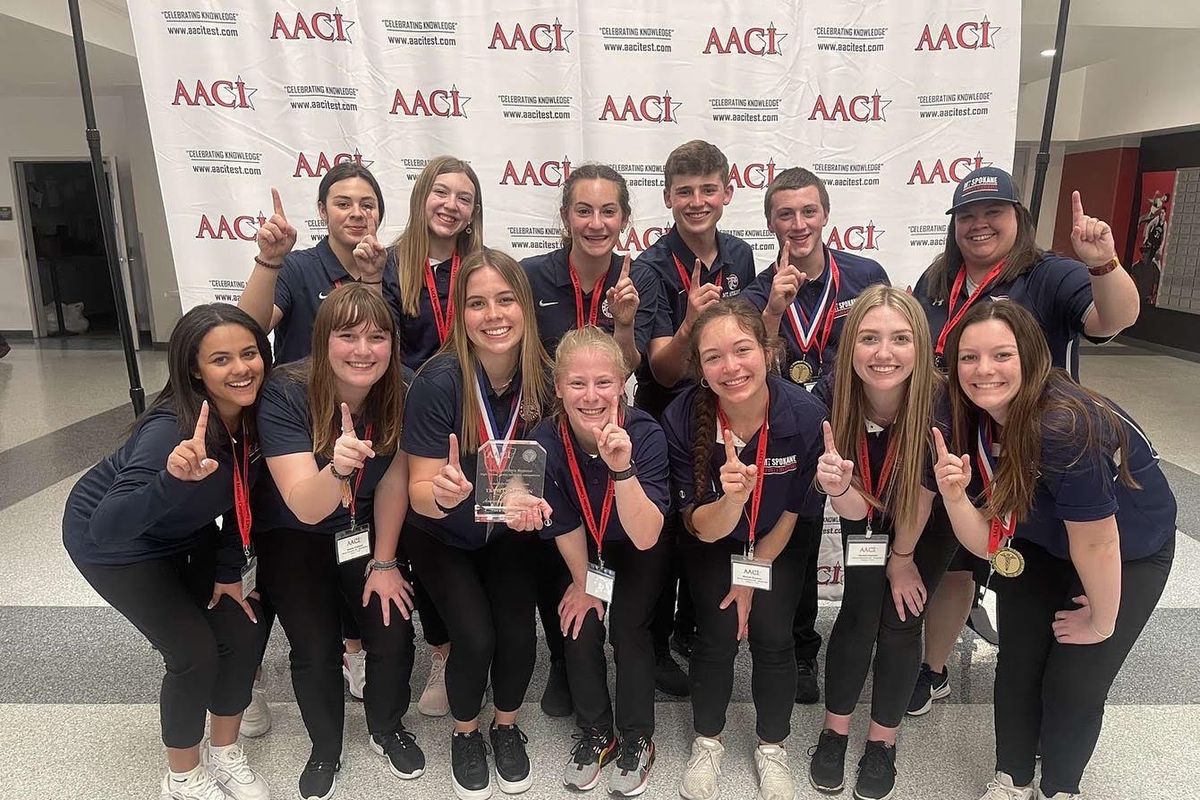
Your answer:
[465,225,473,236]
[700,378,710,389]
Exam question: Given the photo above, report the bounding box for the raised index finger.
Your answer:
[340,402,356,437]
[271,187,285,219]
[448,432,461,468]
[193,400,210,442]
[1071,190,1084,224]
[723,428,741,464]
[620,253,631,280]
[931,426,949,460]
[609,395,620,428]
[691,258,702,289]
[822,420,837,454]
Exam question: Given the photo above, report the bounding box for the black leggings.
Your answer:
[256,527,416,761]
[536,537,568,662]
[400,521,450,647]
[651,511,696,655]
[824,508,959,727]
[560,535,671,740]
[791,515,824,661]
[684,525,806,744]
[994,535,1174,796]
[73,544,266,749]
[405,525,539,722]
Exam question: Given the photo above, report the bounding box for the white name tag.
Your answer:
[240,555,258,597]
[585,564,616,603]
[845,534,888,567]
[335,523,371,564]
[803,381,819,393]
[731,554,772,590]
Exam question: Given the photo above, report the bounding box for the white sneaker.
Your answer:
[160,764,228,800]
[418,649,450,717]
[203,741,270,800]
[980,772,1034,800]
[240,678,272,738]
[1038,792,1081,800]
[753,744,794,800]
[679,736,724,800]
[343,649,367,700]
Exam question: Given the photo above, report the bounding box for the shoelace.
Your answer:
[429,652,447,680]
[859,744,895,781]
[454,731,489,773]
[569,730,612,765]
[686,744,721,777]
[492,725,528,766]
[615,737,647,772]
[808,731,845,765]
[983,776,1027,797]
[758,748,792,780]
[211,744,253,779]
[382,730,419,755]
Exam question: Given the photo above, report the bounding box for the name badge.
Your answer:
[845,534,888,567]
[240,555,258,597]
[730,554,772,590]
[335,522,371,564]
[585,564,616,603]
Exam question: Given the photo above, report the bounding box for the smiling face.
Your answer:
[767,186,829,266]
[954,200,1019,270]
[555,347,625,439]
[195,323,264,422]
[327,320,392,393]
[956,318,1022,421]
[852,304,916,395]
[697,315,769,407]
[319,177,379,251]
[424,170,477,244]
[462,265,525,358]
[664,171,732,239]
[562,178,628,261]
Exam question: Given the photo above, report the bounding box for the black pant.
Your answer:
[256,527,416,761]
[824,508,959,727]
[791,515,824,662]
[651,511,696,656]
[405,525,539,721]
[684,527,804,744]
[73,544,266,749]
[536,537,568,662]
[561,535,671,740]
[994,535,1174,796]
[400,522,449,647]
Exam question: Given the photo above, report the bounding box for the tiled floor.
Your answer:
[0,338,1196,799]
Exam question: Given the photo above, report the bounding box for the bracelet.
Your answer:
[365,558,398,576]
[254,255,283,269]
[829,484,852,498]
[1086,255,1120,277]
[329,463,354,481]
[610,462,637,481]
[890,547,915,558]
[1089,621,1114,641]
[357,278,384,285]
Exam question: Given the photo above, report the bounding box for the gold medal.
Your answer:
[991,545,1025,578]
[789,360,813,384]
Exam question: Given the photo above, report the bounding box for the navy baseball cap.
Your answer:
[946,166,1020,214]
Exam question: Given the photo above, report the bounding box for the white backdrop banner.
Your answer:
[127,1,1020,310]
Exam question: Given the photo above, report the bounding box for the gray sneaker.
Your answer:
[562,728,618,791]
[608,736,655,797]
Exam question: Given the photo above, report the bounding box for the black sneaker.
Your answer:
[906,663,950,716]
[370,729,426,779]
[808,728,848,793]
[795,657,820,704]
[450,729,491,799]
[540,658,573,717]
[854,740,896,800]
[490,721,533,794]
[670,631,695,660]
[654,653,689,697]
[299,759,340,800]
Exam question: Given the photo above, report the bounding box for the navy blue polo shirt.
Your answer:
[401,353,537,550]
[741,247,890,382]
[661,375,825,543]
[273,237,403,365]
[632,226,758,416]
[912,253,1101,380]
[520,248,661,359]
[63,406,260,583]
[398,254,454,371]
[254,370,400,535]
[532,407,671,544]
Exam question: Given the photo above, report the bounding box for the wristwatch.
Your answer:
[610,461,637,481]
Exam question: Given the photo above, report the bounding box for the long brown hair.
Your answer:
[828,285,941,531]
[551,326,630,425]
[944,299,1136,522]
[921,199,1044,303]
[279,283,404,457]
[440,247,552,453]
[393,156,484,316]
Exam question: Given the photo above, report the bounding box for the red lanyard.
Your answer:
[559,417,617,559]
[229,425,252,556]
[672,254,721,296]
[337,422,373,523]
[934,261,1006,357]
[717,400,769,547]
[424,251,460,344]
[568,257,607,329]
[856,426,899,525]
[784,252,841,361]
[976,417,1015,555]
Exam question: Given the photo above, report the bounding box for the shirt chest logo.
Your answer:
[763,455,797,475]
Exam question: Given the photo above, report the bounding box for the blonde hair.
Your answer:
[551,326,630,422]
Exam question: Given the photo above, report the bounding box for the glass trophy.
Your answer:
[474,440,547,523]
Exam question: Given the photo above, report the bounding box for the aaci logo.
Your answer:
[172,76,257,108]
[196,212,266,240]
[488,18,574,52]
[728,159,777,190]
[389,86,470,118]
[293,150,374,178]
[270,8,354,42]
[500,158,572,187]
[600,92,679,123]
[907,154,991,185]
[916,17,999,51]
[826,222,884,251]
[809,91,891,122]
[703,23,786,56]
[617,225,670,252]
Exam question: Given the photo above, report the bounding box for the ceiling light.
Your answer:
[1040,48,1056,57]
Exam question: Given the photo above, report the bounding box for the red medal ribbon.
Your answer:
[976,417,1015,555]
[475,367,523,489]
[229,424,253,555]
[559,417,618,558]
[568,256,607,329]
[344,423,373,522]
[424,250,460,344]
[672,254,721,297]
[856,425,899,526]
[783,252,841,368]
[717,398,770,547]
[934,260,1006,357]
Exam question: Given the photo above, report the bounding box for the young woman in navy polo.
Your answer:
[934,299,1175,800]
[63,304,272,800]
[530,327,671,797]
[804,285,958,800]
[402,247,553,800]
[254,284,422,800]
[661,300,824,800]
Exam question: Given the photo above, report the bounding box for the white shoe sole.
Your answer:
[368,737,425,779]
[810,772,845,794]
[452,771,494,800]
[497,771,534,794]
[907,681,950,717]
[300,776,336,800]
[679,783,720,800]
[854,788,894,800]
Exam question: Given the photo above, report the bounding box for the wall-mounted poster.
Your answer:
[1130,171,1176,306]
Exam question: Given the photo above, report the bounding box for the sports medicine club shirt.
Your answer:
[399,254,455,372]
[633,226,758,416]
[532,407,671,543]
[741,247,890,381]
[913,253,1104,380]
[520,248,662,359]
[62,406,260,584]
[272,237,403,365]
[661,374,825,542]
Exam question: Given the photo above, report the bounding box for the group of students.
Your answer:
[63,139,1176,800]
